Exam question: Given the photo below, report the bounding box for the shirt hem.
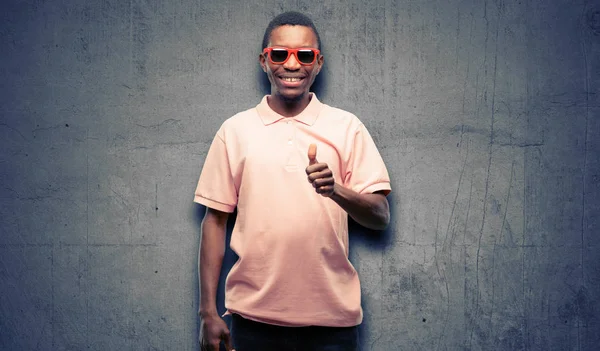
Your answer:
[223,308,362,328]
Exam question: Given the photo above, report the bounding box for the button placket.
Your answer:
[287,120,294,146]
[283,119,298,172]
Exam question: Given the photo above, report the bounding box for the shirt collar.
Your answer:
[256,93,323,126]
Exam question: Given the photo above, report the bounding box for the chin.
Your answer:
[281,94,304,103]
[276,90,308,103]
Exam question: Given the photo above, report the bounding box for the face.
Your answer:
[259,25,324,103]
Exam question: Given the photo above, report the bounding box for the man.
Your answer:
[195,11,391,351]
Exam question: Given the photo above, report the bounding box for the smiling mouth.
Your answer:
[280,77,303,82]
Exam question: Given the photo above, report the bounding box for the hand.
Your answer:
[199,313,235,351]
[306,143,335,197]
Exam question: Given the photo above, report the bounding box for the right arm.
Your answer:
[198,207,235,351]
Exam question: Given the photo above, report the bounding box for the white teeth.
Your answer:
[282,77,301,82]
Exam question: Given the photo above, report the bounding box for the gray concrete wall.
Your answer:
[1,0,598,350]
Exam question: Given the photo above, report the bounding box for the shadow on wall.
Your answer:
[349,192,397,250]
[349,192,397,351]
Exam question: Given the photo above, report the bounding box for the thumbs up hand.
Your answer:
[306,143,336,197]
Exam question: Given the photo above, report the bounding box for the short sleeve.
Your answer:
[193,129,238,213]
[343,123,392,196]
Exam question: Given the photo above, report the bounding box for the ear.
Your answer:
[259,53,267,73]
[315,54,324,74]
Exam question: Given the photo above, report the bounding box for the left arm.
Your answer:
[330,184,390,230]
[306,143,390,231]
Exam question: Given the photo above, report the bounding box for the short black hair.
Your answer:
[262,11,322,50]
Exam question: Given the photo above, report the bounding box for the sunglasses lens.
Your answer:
[270,49,289,63]
[297,50,316,64]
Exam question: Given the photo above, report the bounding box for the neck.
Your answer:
[267,93,311,117]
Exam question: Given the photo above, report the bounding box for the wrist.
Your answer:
[198,308,219,319]
[330,182,342,200]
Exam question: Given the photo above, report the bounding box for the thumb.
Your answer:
[308,143,317,165]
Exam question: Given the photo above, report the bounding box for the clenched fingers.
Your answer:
[305,161,329,174]
[306,168,332,182]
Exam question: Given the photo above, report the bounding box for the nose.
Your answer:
[283,52,301,70]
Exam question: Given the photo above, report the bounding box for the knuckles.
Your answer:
[306,162,329,174]
[306,163,334,195]
[313,178,334,187]
[315,186,334,196]
[306,166,332,178]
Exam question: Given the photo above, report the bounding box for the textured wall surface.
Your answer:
[1,0,599,350]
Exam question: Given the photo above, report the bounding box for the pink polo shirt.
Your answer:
[194,93,391,327]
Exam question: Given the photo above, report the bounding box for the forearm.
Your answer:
[198,219,226,318]
[330,183,390,230]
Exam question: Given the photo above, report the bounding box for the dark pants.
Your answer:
[230,313,359,351]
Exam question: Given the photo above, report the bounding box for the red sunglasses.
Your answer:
[262,47,321,65]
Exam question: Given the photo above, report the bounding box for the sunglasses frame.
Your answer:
[262,47,321,66]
